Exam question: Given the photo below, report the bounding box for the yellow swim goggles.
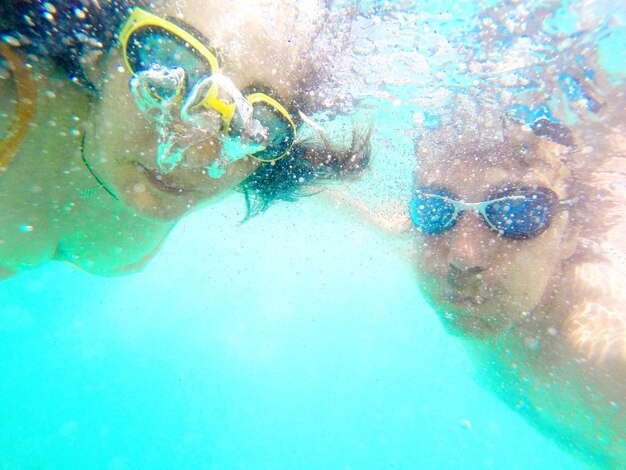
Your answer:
[118,8,297,162]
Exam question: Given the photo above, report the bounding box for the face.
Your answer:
[85,0,322,220]
[412,140,575,338]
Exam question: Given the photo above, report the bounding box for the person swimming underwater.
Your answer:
[408,90,626,468]
[0,0,371,278]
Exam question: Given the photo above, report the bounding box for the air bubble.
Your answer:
[132,183,147,194]
[2,35,21,47]
[43,2,57,13]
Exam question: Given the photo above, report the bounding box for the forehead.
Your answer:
[163,0,268,31]
[415,140,572,199]
[153,0,322,100]
[160,0,321,49]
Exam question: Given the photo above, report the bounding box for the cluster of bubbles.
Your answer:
[328,0,621,128]
[130,66,269,177]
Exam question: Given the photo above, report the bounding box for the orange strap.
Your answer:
[0,43,36,169]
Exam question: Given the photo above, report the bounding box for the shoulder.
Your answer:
[321,189,413,235]
[565,93,626,364]
[55,199,174,276]
[566,251,626,363]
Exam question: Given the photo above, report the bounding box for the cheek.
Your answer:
[496,234,563,307]
[96,89,158,163]
[414,235,450,277]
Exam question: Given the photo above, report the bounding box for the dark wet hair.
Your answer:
[529,117,574,147]
[0,0,147,87]
[415,94,576,171]
[238,83,371,218]
[241,126,371,219]
[1,0,371,217]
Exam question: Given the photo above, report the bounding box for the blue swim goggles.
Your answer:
[409,186,567,240]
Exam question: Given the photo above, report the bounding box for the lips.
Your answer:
[136,162,196,196]
[444,279,494,307]
[444,266,493,305]
[448,293,486,305]
[445,280,486,305]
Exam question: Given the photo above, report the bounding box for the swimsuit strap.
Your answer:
[0,43,36,170]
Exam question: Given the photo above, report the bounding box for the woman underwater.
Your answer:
[0,0,370,279]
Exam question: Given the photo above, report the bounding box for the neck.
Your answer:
[468,270,574,369]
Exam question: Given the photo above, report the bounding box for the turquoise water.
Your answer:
[2,0,624,468]
[0,200,585,468]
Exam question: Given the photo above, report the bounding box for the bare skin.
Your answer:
[332,115,626,466]
[0,0,326,278]
[411,133,626,468]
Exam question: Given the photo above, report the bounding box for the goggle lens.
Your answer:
[409,190,457,235]
[126,26,214,92]
[485,189,555,239]
[410,188,558,239]
[230,98,296,162]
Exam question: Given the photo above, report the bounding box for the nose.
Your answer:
[447,211,488,272]
[184,135,222,168]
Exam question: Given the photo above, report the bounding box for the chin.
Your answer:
[138,202,193,222]
[118,198,190,222]
[418,282,517,340]
[117,185,199,222]
[427,296,512,340]
[438,311,508,339]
